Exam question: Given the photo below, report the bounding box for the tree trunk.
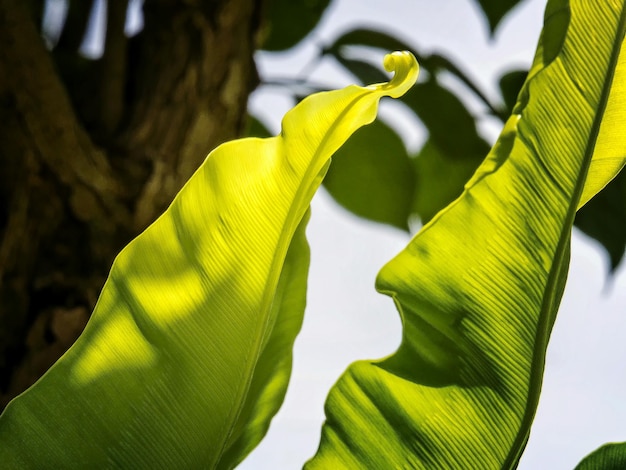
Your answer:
[0,0,261,408]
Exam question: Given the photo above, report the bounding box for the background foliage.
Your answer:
[252,0,626,271]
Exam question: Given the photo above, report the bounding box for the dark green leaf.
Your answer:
[473,0,524,34]
[401,79,491,160]
[576,442,626,470]
[323,120,415,231]
[423,53,505,120]
[325,28,501,120]
[329,53,491,228]
[333,57,390,85]
[412,139,484,224]
[245,114,273,138]
[499,69,528,115]
[575,170,626,271]
[325,28,418,59]
[261,0,331,51]
[542,0,571,64]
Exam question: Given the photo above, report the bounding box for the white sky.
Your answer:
[243,1,626,469]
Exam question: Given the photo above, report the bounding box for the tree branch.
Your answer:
[0,0,261,406]
[0,0,125,205]
[97,0,129,137]
[118,0,261,229]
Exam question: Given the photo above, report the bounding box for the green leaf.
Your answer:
[575,170,626,271]
[323,120,415,231]
[577,19,626,210]
[572,0,626,270]
[307,2,626,468]
[576,442,626,470]
[245,114,273,138]
[333,56,391,85]
[326,28,501,119]
[499,69,528,115]
[412,139,484,224]
[0,52,419,468]
[326,31,494,229]
[261,0,331,51]
[473,0,524,34]
[325,28,417,59]
[218,210,310,469]
[401,79,491,160]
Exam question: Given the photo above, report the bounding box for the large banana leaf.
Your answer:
[573,43,626,270]
[0,53,418,468]
[307,1,626,468]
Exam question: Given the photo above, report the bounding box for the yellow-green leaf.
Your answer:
[0,52,418,468]
[575,171,626,270]
[306,2,626,468]
[578,28,626,208]
[573,41,626,269]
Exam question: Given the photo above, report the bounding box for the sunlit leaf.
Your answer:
[323,120,415,231]
[261,0,331,51]
[578,23,626,209]
[307,2,626,468]
[0,52,419,468]
[572,0,626,270]
[218,211,310,469]
[327,65,490,230]
[575,442,626,470]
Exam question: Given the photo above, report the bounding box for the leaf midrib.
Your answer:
[213,87,375,468]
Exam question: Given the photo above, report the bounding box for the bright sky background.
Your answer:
[242,1,626,469]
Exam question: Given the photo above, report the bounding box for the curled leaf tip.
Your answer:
[374,51,419,97]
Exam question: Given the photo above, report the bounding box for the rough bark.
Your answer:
[0,0,261,408]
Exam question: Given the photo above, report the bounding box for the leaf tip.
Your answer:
[374,51,419,98]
